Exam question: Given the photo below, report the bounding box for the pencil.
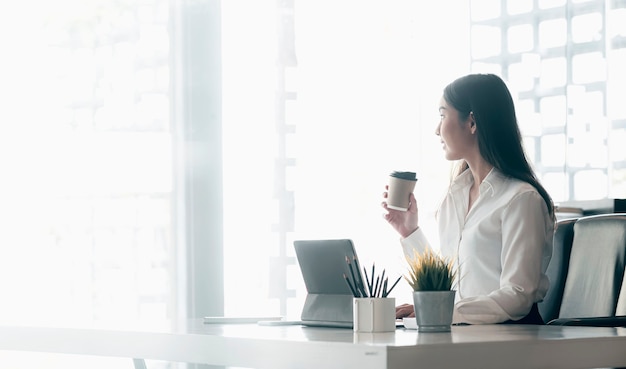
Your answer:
[373,276,380,298]
[346,256,362,297]
[363,266,372,298]
[343,273,358,297]
[376,269,386,298]
[353,256,367,297]
[384,275,402,297]
[371,263,376,296]
[382,278,388,298]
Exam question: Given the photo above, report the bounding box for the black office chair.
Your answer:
[538,217,577,324]
[547,213,626,327]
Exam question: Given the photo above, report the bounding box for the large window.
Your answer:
[221,0,472,318]
[469,0,626,202]
[0,0,174,329]
[0,1,175,367]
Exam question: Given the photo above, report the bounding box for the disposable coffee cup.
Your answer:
[387,171,418,211]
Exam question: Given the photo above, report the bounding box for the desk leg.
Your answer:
[133,358,147,369]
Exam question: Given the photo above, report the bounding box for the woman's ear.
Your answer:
[469,111,477,134]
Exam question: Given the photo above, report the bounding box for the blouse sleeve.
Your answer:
[399,227,433,261]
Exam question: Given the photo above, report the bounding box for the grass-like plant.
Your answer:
[405,248,456,291]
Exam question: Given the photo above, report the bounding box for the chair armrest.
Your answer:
[547,315,626,327]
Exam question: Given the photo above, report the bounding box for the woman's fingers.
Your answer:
[395,303,415,319]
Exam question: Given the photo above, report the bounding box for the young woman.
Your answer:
[383,73,555,325]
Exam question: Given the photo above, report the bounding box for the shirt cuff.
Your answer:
[452,296,513,325]
[399,227,431,260]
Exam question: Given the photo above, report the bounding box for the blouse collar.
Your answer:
[450,166,501,197]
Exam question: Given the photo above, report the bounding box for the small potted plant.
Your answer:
[405,248,457,332]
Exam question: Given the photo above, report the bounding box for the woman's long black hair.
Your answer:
[443,73,555,220]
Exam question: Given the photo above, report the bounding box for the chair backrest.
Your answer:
[555,206,583,221]
[557,213,626,319]
[538,217,577,323]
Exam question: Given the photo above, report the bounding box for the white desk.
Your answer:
[1,320,626,369]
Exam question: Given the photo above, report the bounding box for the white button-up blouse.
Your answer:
[400,168,554,324]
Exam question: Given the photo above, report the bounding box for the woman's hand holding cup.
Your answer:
[382,171,419,238]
